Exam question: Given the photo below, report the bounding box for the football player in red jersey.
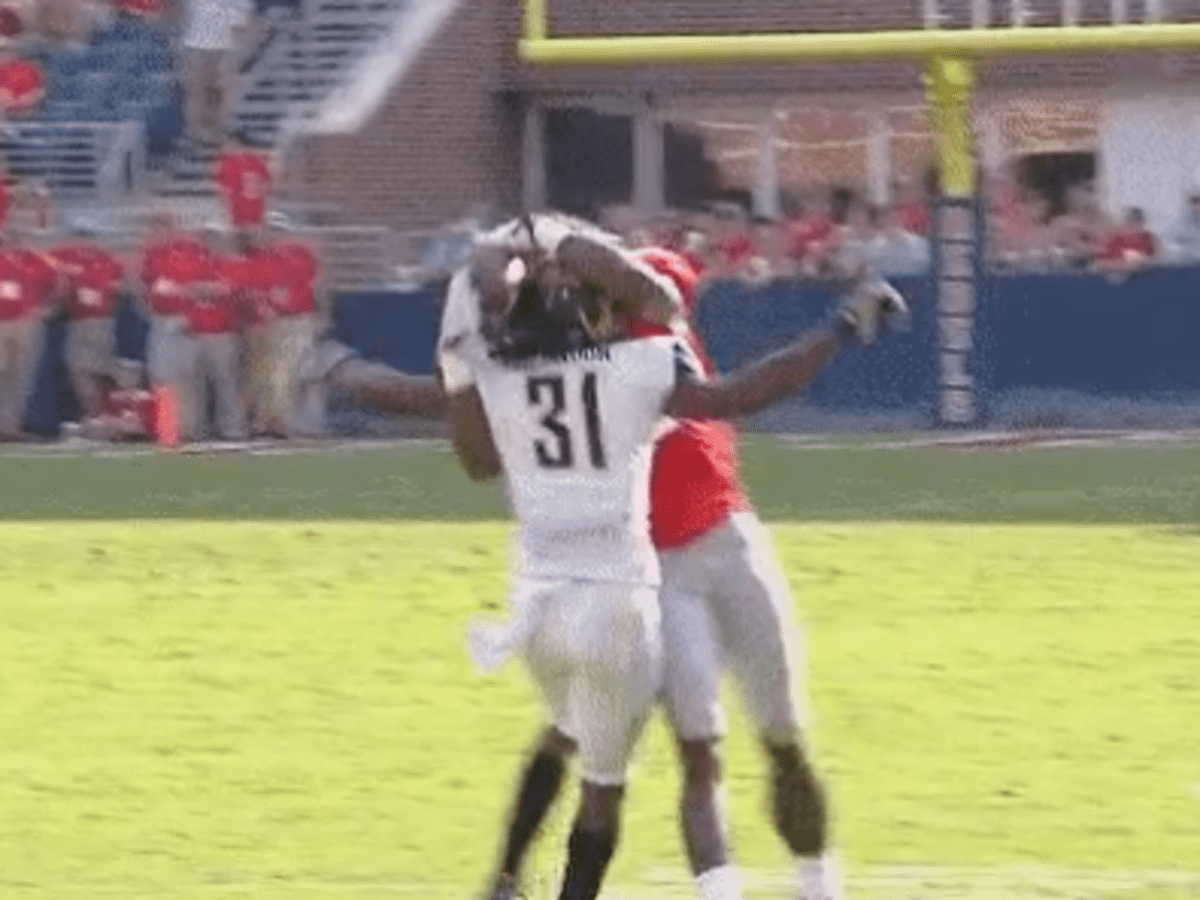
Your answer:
[631,247,846,900]
[264,213,324,435]
[0,240,45,439]
[141,214,207,439]
[0,224,62,439]
[185,226,248,441]
[53,225,127,420]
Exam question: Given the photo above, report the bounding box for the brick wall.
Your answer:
[297,0,519,231]
[297,0,1200,231]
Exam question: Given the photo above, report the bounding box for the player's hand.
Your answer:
[834,276,910,346]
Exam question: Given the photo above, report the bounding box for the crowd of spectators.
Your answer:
[0,132,321,446]
[413,172,1200,290]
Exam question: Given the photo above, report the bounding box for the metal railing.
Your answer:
[0,120,146,201]
[297,224,401,290]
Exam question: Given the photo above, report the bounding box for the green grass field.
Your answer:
[1,437,1198,900]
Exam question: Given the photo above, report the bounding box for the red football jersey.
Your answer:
[143,237,205,316]
[0,58,44,114]
[631,248,751,550]
[185,254,239,334]
[216,152,272,227]
[0,248,55,319]
[53,243,124,319]
[271,242,318,316]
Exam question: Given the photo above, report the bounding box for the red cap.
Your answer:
[635,246,700,314]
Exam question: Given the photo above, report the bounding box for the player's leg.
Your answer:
[487,725,577,899]
[170,324,201,443]
[66,319,110,420]
[485,588,579,899]
[210,332,248,440]
[556,583,662,900]
[13,318,45,439]
[0,322,19,438]
[709,513,843,900]
[659,543,745,900]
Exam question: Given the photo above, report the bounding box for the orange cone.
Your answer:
[153,386,180,449]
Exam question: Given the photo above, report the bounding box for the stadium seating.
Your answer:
[31,17,176,124]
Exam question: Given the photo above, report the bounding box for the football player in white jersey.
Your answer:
[299,213,907,900]
[437,214,908,900]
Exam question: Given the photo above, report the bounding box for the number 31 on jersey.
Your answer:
[526,372,606,470]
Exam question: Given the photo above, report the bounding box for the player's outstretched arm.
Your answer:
[666,277,908,421]
[334,361,445,418]
[555,233,684,327]
[301,338,446,418]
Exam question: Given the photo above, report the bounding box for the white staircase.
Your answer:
[154,0,409,203]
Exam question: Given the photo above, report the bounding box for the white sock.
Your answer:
[798,852,846,900]
[696,863,744,900]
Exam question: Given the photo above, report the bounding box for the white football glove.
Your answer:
[834,276,911,346]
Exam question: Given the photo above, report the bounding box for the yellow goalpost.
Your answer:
[517,2,1200,426]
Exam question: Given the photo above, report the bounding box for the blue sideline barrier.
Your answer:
[20,269,1200,436]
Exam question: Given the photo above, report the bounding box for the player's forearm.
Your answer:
[329,359,445,418]
[447,388,502,482]
[672,327,844,421]
[556,234,681,326]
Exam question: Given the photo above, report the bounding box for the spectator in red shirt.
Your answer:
[894,178,932,237]
[0,51,44,119]
[185,225,247,441]
[709,203,753,279]
[0,233,59,439]
[785,196,836,277]
[216,133,274,232]
[265,212,323,435]
[53,225,127,420]
[143,218,211,439]
[1099,206,1158,275]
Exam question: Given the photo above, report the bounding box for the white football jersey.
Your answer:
[472,336,690,585]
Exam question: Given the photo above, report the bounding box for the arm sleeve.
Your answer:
[438,268,482,393]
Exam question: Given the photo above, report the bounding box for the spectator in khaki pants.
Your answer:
[0,241,47,440]
[140,214,204,438]
[180,0,255,146]
[264,213,322,436]
[183,226,247,441]
[233,228,286,437]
